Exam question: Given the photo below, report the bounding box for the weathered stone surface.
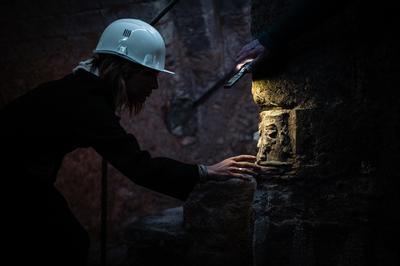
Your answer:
[256,109,294,164]
[117,177,257,265]
[124,207,185,246]
[251,0,399,265]
[183,178,257,266]
[121,207,188,266]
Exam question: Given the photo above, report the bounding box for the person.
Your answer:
[0,19,259,265]
[235,0,350,70]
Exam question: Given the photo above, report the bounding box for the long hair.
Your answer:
[90,53,144,115]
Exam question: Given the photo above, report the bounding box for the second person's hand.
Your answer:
[235,39,267,70]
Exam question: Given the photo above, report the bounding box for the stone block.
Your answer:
[183,178,256,266]
[256,109,294,164]
[122,207,188,266]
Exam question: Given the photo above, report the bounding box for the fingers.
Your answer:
[236,49,248,61]
[234,161,260,169]
[230,158,260,176]
[236,43,257,64]
[206,172,253,182]
[231,155,257,162]
[206,155,260,182]
[231,166,258,176]
[236,50,257,64]
[235,39,265,64]
[232,162,260,176]
[236,43,254,60]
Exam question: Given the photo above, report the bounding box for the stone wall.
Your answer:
[251,0,400,265]
[122,178,256,266]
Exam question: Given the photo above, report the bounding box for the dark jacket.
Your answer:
[257,0,349,51]
[0,69,199,201]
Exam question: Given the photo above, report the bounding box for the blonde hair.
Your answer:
[91,53,144,115]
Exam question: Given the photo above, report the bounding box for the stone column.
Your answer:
[251,0,398,265]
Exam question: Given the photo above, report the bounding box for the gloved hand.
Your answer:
[235,39,268,70]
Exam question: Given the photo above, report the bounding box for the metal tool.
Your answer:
[150,0,179,25]
[165,63,252,135]
[224,61,253,88]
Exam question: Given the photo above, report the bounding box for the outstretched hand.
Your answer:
[205,155,260,181]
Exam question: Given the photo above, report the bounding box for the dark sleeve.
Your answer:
[78,95,199,201]
[257,0,349,50]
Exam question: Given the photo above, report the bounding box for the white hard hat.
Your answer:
[94,18,174,74]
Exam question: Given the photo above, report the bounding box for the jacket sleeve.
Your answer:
[257,0,349,51]
[77,94,199,201]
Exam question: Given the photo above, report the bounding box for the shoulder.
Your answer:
[33,70,117,125]
[15,70,102,103]
[67,71,120,127]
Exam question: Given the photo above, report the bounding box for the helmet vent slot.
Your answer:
[123,29,132,37]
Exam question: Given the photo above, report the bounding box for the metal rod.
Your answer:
[191,65,241,108]
[223,62,253,88]
[150,0,179,26]
[100,158,108,266]
[192,72,233,108]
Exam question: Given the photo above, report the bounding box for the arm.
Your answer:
[78,91,260,201]
[90,119,259,200]
[93,131,199,201]
[79,95,199,201]
[236,0,349,66]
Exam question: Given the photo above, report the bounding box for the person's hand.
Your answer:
[235,39,268,70]
[205,155,260,182]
